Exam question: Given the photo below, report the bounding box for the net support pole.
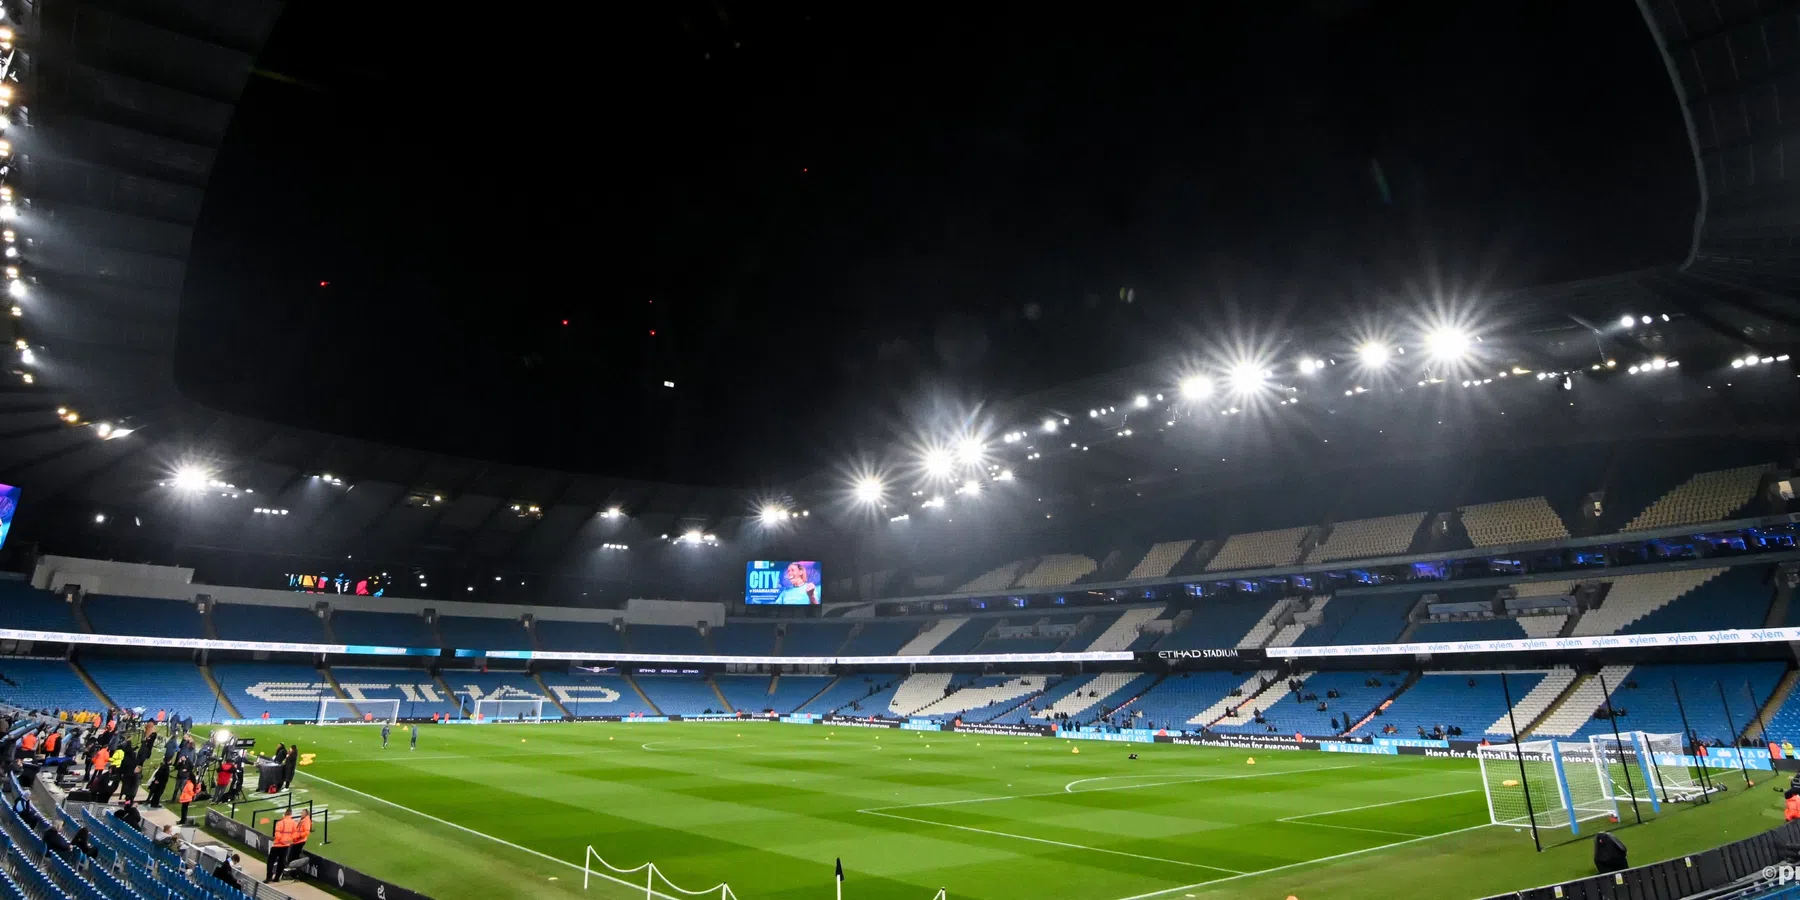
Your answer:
[1716,681,1753,786]
[1746,680,1774,749]
[1629,731,1661,814]
[1500,672,1543,852]
[1547,741,1580,837]
[1671,678,1713,802]
[1596,669,1642,824]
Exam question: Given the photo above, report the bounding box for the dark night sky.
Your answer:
[175,0,1696,486]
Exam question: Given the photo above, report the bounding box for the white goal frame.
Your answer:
[1478,739,1616,836]
[1591,731,1702,807]
[471,697,546,723]
[315,697,400,726]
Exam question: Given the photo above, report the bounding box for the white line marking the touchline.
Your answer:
[858,764,1357,814]
[1063,764,1357,794]
[297,771,684,900]
[859,808,1246,875]
[1278,787,1484,821]
[1107,823,1491,900]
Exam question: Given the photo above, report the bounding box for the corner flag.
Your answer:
[835,858,844,900]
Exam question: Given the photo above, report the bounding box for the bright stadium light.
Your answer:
[169,466,209,492]
[7,279,23,298]
[1423,327,1471,361]
[1298,358,1325,375]
[954,437,984,467]
[1133,394,1149,408]
[922,446,954,478]
[1041,418,1058,433]
[961,479,981,496]
[852,476,884,504]
[1620,314,1635,329]
[681,529,704,544]
[602,506,623,518]
[1178,375,1211,399]
[759,504,788,524]
[995,469,1014,481]
[1226,362,1267,395]
[1358,343,1391,368]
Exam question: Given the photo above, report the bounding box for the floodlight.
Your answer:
[0,204,16,221]
[602,506,623,518]
[681,529,703,543]
[1423,327,1471,361]
[1133,394,1149,408]
[1357,343,1391,367]
[170,466,208,492]
[1641,316,1652,325]
[1041,418,1057,433]
[94,422,112,439]
[1298,358,1325,375]
[7,279,22,298]
[93,513,105,524]
[1620,315,1635,329]
[759,504,788,524]
[1226,363,1266,395]
[852,477,883,504]
[922,447,954,477]
[995,469,1014,481]
[1178,375,1211,399]
[962,479,981,496]
[954,437,984,467]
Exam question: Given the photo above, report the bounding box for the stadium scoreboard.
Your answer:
[745,560,822,605]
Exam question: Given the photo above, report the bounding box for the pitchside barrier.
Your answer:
[1474,820,1800,900]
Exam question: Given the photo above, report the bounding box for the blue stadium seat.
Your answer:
[1580,662,1786,745]
[0,659,103,713]
[80,659,220,724]
[764,675,833,713]
[799,673,900,714]
[329,666,459,718]
[329,609,437,648]
[534,619,623,653]
[81,595,206,639]
[536,669,657,717]
[712,674,772,711]
[627,625,708,655]
[839,621,918,656]
[1379,672,1546,738]
[1625,565,1773,634]
[1128,672,1247,729]
[0,582,80,633]
[1295,593,1414,646]
[927,619,990,655]
[438,669,554,717]
[634,677,725,715]
[436,615,530,651]
[211,602,326,644]
[779,623,853,656]
[209,661,330,721]
[711,622,777,656]
[1153,597,1271,650]
[1408,618,1526,642]
[1211,671,1391,736]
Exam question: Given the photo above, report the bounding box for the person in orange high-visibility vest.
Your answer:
[18,730,37,753]
[266,811,298,883]
[90,746,110,779]
[1785,788,1800,822]
[177,776,199,825]
[291,810,313,867]
[42,730,58,755]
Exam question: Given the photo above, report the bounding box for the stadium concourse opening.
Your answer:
[7,0,1800,898]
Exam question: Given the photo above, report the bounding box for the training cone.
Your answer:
[1072,747,1080,754]
[521,738,527,743]
[1246,757,1256,765]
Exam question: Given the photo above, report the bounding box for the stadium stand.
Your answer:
[81,594,206,639]
[1378,671,1547,738]
[1293,593,1413,646]
[909,675,1047,719]
[796,673,899,714]
[1571,662,1785,745]
[1489,666,1577,736]
[889,672,959,716]
[1569,568,1728,635]
[1126,540,1194,580]
[838,621,919,656]
[764,674,833,712]
[711,621,778,656]
[1623,565,1772,634]
[439,669,555,715]
[0,582,79,632]
[212,601,328,643]
[1212,671,1388,736]
[1128,671,1261,728]
[1306,512,1426,563]
[1459,496,1570,546]
[713,673,773,711]
[896,618,966,655]
[628,624,709,655]
[1407,618,1527,642]
[1155,596,1272,650]
[1014,554,1097,588]
[1204,526,1309,572]
[535,619,624,653]
[330,609,438,648]
[1620,463,1772,532]
[635,676,728,715]
[0,658,103,712]
[211,661,331,720]
[537,669,657,717]
[1532,665,1635,737]
[1236,600,1290,649]
[1081,606,1162,651]
[927,618,992,655]
[436,615,530,650]
[79,659,220,721]
[330,666,460,718]
[779,622,854,656]
[958,560,1025,592]
[1030,671,1156,723]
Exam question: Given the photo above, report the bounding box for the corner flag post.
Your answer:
[835,858,844,900]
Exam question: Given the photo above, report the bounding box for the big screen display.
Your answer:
[0,484,17,551]
[745,560,821,605]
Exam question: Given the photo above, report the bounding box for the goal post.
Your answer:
[315,698,399,726]
[1592,731,1702,806]
[470,697,546,723]
[1478,739,1615,837]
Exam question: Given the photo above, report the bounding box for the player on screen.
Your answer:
[775,562,819,605]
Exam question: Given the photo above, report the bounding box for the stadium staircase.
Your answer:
[427,615,449,650]
[890,672,957,716]
[71,595,96,633]
[625,673,663,715]
[1237,599,1291,649]
[789,674,838,712]
[896,618,963,655]
[1345,672,1418,734]
[769,628,785,655]
[200,606,220,640]
[1489,666,1578,737]
[706,676,734,711]
[1531,665,1633,737]
[1393,620,1420,643]
[320,611,341,644]
[320,667,361,718]
[1084,606,1162,651]
[67,657,116,710]
[1749,670,1800,743]
[1569,569,1724,635]
[1187,670,1282,726]
[832,624,863,655]
[432,672,463,715]
[199,663,242,719]
[533,672,575,717]
[1765,571,1795,627]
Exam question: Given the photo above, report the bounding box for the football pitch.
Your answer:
[201,722,1779,900]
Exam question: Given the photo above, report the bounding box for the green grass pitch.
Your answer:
[199,722,1780,900]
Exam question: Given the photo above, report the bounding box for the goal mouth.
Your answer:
[315,698,401,726]
[468,698,549,723]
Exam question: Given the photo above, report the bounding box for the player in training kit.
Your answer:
[409,724,418,751]
[381,723,391,749]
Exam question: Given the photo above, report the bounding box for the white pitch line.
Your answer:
[1278,788,1483,821]
[1063,765,1350,794]
[1106,823,1490,900]
[297,771,686,900]
[859,808,1245,875]
[1277,819,1421,838]
[859,764,1356,813]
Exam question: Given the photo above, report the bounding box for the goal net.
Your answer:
[1591,731,1702,806]
[471,697,546,722]
[1478,739,1616,836]
[316,698,400,726]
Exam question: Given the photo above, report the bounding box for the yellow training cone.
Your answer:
[1246,757,1256,765]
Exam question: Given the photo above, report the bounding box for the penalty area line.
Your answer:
[857,808,1245,875]
[296,771,685,900]
[1106,823,1491,900]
